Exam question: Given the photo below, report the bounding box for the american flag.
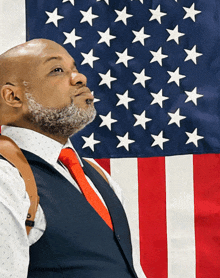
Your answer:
[2,0,220,277]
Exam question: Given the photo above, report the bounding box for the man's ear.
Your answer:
[0,84,23,108]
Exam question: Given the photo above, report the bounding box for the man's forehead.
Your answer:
[29,42,75,67]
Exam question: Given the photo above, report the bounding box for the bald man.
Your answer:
[0,39,138,278]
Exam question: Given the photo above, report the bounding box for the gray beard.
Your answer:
[24,92,96,137]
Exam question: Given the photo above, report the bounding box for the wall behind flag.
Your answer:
[0,0,26,54]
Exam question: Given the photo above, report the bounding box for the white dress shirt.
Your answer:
[0,125,122,278]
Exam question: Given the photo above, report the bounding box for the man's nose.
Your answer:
[70,72,87,86]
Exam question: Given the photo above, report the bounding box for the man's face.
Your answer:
[23,40,94,110]
[21,40,96,137]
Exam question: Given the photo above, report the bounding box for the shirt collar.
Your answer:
[1,125,82,167]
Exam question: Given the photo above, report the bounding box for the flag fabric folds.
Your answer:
[25,0,220,277]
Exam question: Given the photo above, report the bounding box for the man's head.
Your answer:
[0,39,96,143]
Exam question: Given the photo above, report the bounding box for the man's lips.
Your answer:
[74,87,93,99]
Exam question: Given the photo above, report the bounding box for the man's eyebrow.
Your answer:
[43,56,62,64]
[43,56,77,68]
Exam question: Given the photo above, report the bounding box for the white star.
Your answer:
[168,108,186,127]
[45,8,64,27]
[82,133,101,151]
[132,27,151,46]
[185,87,203,105]
[133,69,151,87]
[185,128,204,147]
[151,89,169,108]
[184,45,203,64]
[150,47,168,66]
[149,5,167,24]
[116,90,135,109]
[167,67,186,86]
[151,131,169,150]
[166,25,185,44]
[115,7,133,25]
[80,7,99,26]
[97,0,109,4]
[99,70,117,88]
[117,132,135,151]
[62,0,74,6]
[98,28,116,47]
[99,112,117,130]
[91,91,100,103]
[133,111,152,129]
[115,48,134,67]
[183,3,201,22]
[63,28,82,47]
[81,49,99,68]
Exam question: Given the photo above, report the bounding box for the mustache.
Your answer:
[72,86,91,96]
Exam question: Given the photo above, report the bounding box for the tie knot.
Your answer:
[59,148,79,167]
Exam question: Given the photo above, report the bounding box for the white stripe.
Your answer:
[110,158,146,278]
[165,155,196,278]
[0,0,26,54]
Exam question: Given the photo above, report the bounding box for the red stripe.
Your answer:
[194,154,220,278]
[138,157,167,278]
[95,158,111,174]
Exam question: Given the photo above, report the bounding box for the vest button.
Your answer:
[117,234,120,240]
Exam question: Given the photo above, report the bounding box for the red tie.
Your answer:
[58,148,113,230]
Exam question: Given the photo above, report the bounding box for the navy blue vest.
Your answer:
[21,150,138,278]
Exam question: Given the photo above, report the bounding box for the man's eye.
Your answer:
[51,68,63,73]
